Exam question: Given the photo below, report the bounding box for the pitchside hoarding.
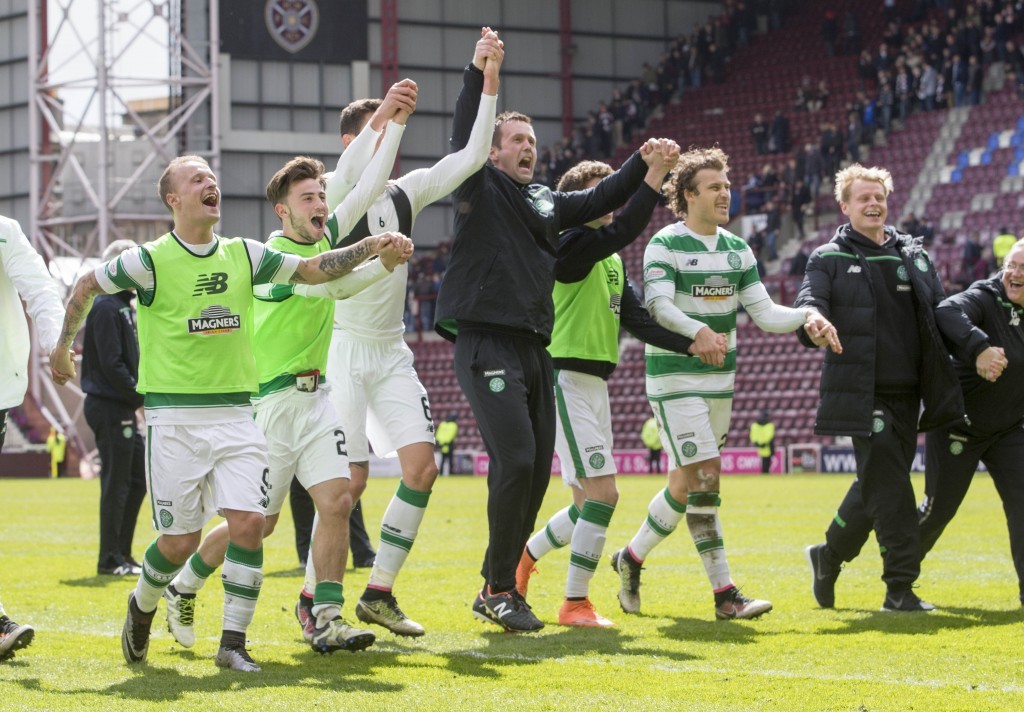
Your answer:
[472,447,787,476]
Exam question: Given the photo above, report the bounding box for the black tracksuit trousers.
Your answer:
[85,396,147,570]
[920,422,1024,599]
[454,329,555,593]
[824,393,922,591]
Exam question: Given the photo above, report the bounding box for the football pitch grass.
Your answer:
[1,473,1022,711]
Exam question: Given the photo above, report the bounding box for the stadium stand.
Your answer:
[413,0,1024,460]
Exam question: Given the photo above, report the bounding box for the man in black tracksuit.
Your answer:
[796,165,963,612]
[918,241,1024,604]
[81,255,148,576]
[435,60,669,632]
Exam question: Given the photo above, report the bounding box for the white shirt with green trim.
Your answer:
[322,94,498,341]
[643,221,806,400]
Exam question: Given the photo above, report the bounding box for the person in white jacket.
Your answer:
[0,213,64,660]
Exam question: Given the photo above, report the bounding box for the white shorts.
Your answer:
[146,421,270,535]
[327,335,434,461]
[254,387,350,516]
[650,396,733,469]
[554,370,617,487]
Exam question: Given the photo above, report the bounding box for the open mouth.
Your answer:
[519,157,533,171]
[311,215,325,231]
[201,193,219,207]
[864,210,882,218]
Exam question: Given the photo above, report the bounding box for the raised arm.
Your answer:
[329,120,406,239]
[555,146,652,230]
[450,28,502,152]
[326,79,418,209]
[400,43,500,211]
[556,141,678,281]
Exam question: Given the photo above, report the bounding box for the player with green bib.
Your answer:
[159,91,414,657]
[50,155,407,672]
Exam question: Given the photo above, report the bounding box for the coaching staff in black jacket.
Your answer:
[918,241,1023,603]
[435,52,674,632]
[82,239,148,576]
[797,164,963,613]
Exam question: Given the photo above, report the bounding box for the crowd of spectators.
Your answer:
[409,1,1023,319]
[742,1,1024,274]
[532,1,794,188]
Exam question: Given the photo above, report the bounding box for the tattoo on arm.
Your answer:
[59,272,101,347]
[290,239,376,284]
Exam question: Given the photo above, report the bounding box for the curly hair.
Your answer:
[664,146,729,219]
[833,163,894,204]
[556,160,613,192]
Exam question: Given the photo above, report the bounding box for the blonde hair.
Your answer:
[157,155,210,212]
[833,164,894,204]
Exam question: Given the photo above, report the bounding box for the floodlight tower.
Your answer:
[25,0,219,449]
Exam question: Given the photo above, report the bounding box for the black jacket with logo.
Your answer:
[81,291,144,409]
[435,64,648,345]
[935,276,1024,435]
[795,224,964,436]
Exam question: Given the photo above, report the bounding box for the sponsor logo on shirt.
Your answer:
[847,265,862,273]
[193,272,229,296]
[187,305,241,335]
[692,276,735,300]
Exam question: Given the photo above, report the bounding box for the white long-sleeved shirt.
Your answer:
[1,215,65,408]
[316,93,498,341]
[644,221,807,399]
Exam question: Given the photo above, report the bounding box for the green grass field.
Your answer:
[1,473,1022,711]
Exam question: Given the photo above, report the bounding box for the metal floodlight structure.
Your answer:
[25,0,218,451]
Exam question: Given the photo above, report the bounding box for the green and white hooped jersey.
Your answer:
[96,232,298,424]
[548,254,624,365]
[643,222,760,400]
[252,226,338,399]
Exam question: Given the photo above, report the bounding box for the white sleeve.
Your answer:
[648,296,709,339]
[643,237,708,339]
[740,281,808,333]
[326,122,382,210]
[245,240,301,285]
[329,121,406,240]
[397,94,498,214]
[292,259,390,300]
[94,246,154,295]
[1,218,64,352]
